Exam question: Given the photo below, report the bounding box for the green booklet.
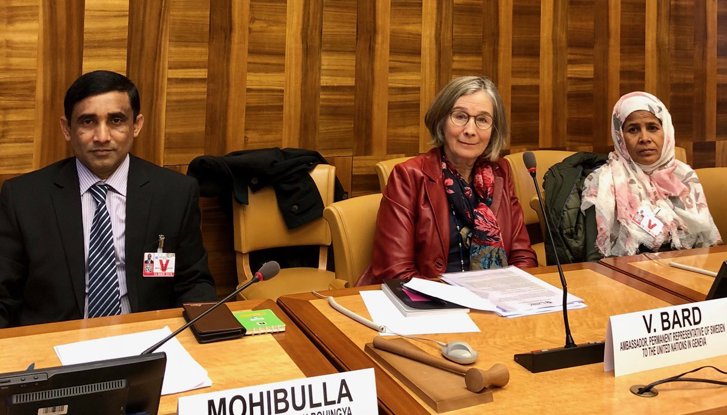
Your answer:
[232,309,286,335]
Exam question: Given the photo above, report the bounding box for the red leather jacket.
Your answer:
[359,148,537,285]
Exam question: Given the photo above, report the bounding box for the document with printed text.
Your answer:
[405,266,586,317]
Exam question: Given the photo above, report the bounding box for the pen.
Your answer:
[669,261,717,277]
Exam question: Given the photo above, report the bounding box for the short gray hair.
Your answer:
[424,76,508,162]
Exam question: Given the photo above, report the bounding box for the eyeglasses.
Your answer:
[449,110,494,130]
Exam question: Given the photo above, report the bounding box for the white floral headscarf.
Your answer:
[581,91,721,257]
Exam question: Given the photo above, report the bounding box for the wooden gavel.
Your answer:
[373,336,509,393]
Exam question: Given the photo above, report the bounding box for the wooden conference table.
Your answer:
[600,245,727,303]
[278,262,727,415]
[0,299,336,415]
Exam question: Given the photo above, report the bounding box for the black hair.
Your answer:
[63,70,140,123]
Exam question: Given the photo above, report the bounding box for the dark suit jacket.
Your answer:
[187,147,347,228]
[0,155,216,327]
[359,148,537,285]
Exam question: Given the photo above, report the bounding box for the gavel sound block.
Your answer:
[365,337,507,413]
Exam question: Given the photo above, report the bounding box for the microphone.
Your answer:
[513,152,604,372]
[140,261,280,355]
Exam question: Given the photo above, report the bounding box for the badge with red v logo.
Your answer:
[632,206,664,238]
[142,252,176,277]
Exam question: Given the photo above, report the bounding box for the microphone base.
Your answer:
[514,341,605,373]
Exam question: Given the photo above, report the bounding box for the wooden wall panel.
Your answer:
[83,0,128,74]
[387,87,421,155]
[244,1,286,150]
[693,0,717,146]
[164,0,210,165]
[491,0,513,142]
[620,1,646,95]
[0,1,39,173]
[668,1,695,142]
[318,88,355,156]
[719,1,727,166]
[353,0,390,156]
[283,0,322,150]
[645,0,671,102]
[592,0,620,152]
[319,1,356,156]
[419,0,452,152]
[387,0,421,155]
[452,0,484,77]
[351,156,385,197]
[205,0,249,155]
[510,0,540,149]
[36,0,85,168]
[127,0,169,165]
[481,0,499,80]
[539,0,567,149]
[566,0,595,149]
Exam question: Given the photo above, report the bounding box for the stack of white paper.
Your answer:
[360,290,480,335]
[54,326,212,395]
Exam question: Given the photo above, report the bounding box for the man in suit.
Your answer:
[0,70,216,327]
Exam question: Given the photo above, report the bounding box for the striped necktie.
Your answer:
[87,183,121,318]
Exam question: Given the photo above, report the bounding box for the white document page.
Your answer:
[54,326,211,395]
[360,291,480,335]
[427,266,586,317]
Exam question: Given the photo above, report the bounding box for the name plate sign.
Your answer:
[605,297,727,376]
[178,368,377,415]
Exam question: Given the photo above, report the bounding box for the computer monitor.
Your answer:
[706,260,727,300]
[0,352,166,415]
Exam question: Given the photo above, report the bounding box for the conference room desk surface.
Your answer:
[278,263,727,415]
[0,299,337,415]
[599,245,727,303]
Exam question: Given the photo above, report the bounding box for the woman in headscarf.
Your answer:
[359,76,537,285]
[581,91,721,257]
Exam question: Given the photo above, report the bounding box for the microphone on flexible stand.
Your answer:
[513,152,604,373]
[140,261,280,355]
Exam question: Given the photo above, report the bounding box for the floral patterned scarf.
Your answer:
[442,153,508,269]
[581,91,721,257]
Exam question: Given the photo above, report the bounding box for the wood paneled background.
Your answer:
[2,0,726,293]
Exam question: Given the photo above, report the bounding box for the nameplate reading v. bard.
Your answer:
[177,368,377,415]
[604,297,727,376]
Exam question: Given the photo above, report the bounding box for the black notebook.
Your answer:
[381,279,469,317]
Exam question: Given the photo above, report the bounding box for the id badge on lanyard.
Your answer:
[142,235,176,277]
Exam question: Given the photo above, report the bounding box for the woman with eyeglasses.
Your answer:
[359,76,537,285]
